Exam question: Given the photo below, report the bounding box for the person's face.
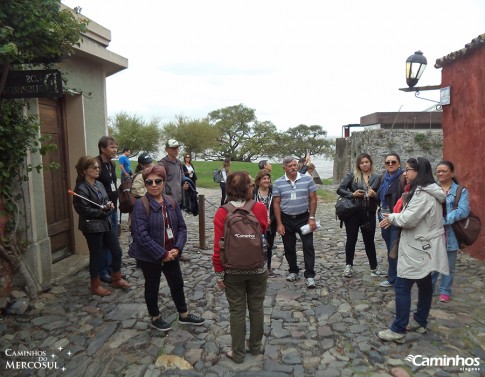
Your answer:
[84,163,100,180]
[145,174,165,197]
[404,163,418,183]
[359,158,371,173]
[184,155,191,163]
[384,155,400,174]
[166,146,179,159]
[283,160,298,177]
[436,164,453,186]
[101,142,118,159]
[264,162,272,172]
[124,149,131,156]
[260,175,271,188]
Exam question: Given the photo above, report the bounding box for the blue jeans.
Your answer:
[100,210,118,276]
[379,213,398,284]
[83,229,122,278]
[432,249,457,296]
[391,274,433,333]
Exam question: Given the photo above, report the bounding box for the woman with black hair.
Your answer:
[377,157,449,343]
[432,160,470,303]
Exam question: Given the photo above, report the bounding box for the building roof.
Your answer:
[435,33,485,68]
[360,112,442,129]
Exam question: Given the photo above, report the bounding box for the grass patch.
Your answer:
[317,188,337,204]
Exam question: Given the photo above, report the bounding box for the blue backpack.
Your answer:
[213,169,223,183]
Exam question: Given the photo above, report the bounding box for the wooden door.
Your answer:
[39,98,73,262]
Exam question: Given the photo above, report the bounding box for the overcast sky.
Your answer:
[62,0,484,137]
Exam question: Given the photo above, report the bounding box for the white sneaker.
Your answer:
[406,318,427,334]
[371,268,388,277]
[305,277,316,289]
[343,265,352,278]
[379,280,393,288]
[377,329,406,343]
[286,272,300,282]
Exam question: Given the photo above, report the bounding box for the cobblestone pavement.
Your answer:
[1,188,484,377]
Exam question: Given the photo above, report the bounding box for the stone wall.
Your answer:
[333,128,443,184]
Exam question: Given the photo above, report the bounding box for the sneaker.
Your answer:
[178,313,205,326]
[406,318,427,334]
[439,294,450,303]
[377,329,406,344]
[379,280,393,288]
[286,272,300,282]
[371,268,388,277]
[268,268,277,278]
[151,316,172,332]
[343,265,352,278]
[305,277,316,289]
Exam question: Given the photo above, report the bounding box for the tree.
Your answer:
[109,112,163,157]
[0,0,87,298]
[162,115,219,158]
[274,124,335,160]
[207,104,271,161]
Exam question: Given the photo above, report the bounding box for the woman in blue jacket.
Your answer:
[128,165,205,332]
[432,160,470,303]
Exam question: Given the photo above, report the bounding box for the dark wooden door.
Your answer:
[39,98,73,262]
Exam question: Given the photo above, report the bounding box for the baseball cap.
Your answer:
[166,139,180,148]
[138,153,153,165]
[258,160,268,170]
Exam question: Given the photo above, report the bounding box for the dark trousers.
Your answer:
[391,274,433,333]
[137,259,187,318]
[281,212,315,278]
[220,182,227,206]
[266,222,277,269]
[84,229,122,278]
[100,210,118,276]
[380,213,399,284]
[343,210,377,269]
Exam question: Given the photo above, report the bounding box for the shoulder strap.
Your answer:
[141,195,150,218]
[222,202,236,215]
[242,199,256,212]
[163,194,177,209]
[453,185,463,210]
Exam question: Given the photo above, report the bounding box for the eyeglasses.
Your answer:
[385,160,398,166]
[90,166,101,170]
[404,168,415,173]
[145,178,164,185]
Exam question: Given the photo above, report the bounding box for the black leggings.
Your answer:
[84,230,122,278]
[343,210,377,269]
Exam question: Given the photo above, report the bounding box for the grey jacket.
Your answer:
[388,183,449,279]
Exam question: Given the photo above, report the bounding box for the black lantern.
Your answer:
[406,50,427,88]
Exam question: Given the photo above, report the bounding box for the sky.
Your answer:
[61,0,485,137]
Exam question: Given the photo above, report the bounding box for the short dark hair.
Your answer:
[436,160,458,184]
[142,165,167,181]
[97,136,117,154]
[258,160,267,170]
[122,147,130,153]
[385,152,401,163]
[226,171,252,201]
[75,156,98,184]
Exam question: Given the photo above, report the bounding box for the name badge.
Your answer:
[166,228,174,239]
[290,191,297,200]
[110,182,116,191]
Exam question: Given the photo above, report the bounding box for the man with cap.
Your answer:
[158,139,189,205]
[130,153,154,198]
[258,160,272,172]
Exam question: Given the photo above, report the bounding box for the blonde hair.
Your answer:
[353,153,374,183]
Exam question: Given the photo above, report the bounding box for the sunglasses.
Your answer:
[145,178,164,185]
[385,160,398,166]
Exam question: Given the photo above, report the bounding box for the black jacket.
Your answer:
[376,172,406,211]
[73,180,113,233]
[337,172,381,212]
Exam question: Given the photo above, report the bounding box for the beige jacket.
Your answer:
[388,184,449,279]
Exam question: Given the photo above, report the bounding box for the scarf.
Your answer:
[378,168,403,204]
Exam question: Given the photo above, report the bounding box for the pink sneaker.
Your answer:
[439,294,450,302]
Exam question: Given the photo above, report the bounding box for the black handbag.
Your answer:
[452,186,481,247]
[335,196,359,221]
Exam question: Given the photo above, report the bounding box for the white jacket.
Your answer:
[388,184,449,279]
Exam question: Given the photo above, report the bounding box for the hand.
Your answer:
[103,201,114,210]
[309,218,317,231]
[277,224,285,236]
[352,190,365,198]
[216,280,225,291]
[379,214,391,229]
[367,188,376,198]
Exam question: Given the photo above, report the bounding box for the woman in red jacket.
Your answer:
[213,171,268,364]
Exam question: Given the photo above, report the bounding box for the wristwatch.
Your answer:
[309,216,316,220]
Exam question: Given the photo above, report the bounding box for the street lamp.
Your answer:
[406,50,427,88]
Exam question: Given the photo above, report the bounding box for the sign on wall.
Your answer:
[1,69,63,99]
